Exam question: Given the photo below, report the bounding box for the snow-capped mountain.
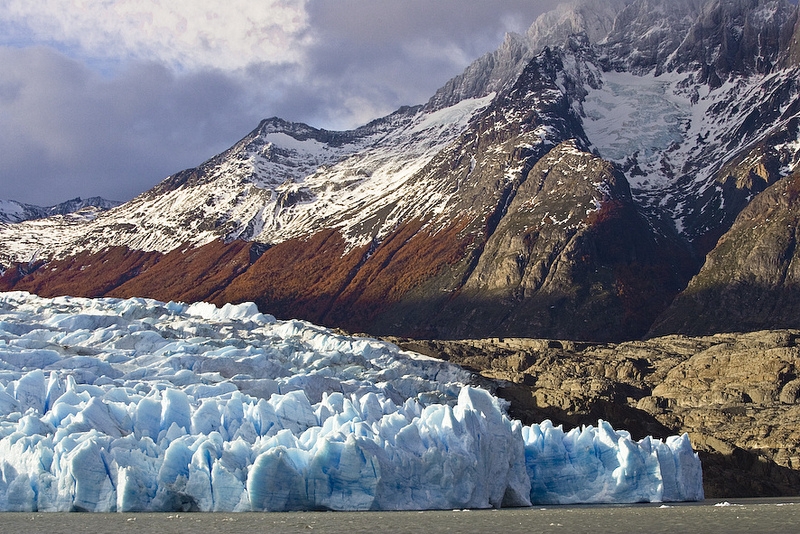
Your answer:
[0,97,495,263]
[0,197,121,224]
[2,0,800,340]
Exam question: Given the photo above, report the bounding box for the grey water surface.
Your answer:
[3,498,799,534]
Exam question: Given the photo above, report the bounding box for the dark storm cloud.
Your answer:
[308,0,558,51]
[0,46,268,205]
[0,1,565,206]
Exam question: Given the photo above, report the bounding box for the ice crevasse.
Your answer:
[0,291,703,511]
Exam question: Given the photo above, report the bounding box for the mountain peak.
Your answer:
[423,31,533,112]
[527,0,630,50]
[664,0,798,85]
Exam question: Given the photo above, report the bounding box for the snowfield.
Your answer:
[0,292,703,511]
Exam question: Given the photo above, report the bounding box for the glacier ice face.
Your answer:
[523,420,703,504]
[0,291,703,511]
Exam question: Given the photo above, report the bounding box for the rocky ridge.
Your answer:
[0,197,121,224]
[651,169,800,335]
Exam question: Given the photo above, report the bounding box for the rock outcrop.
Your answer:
[427,140,692,341]
[388,330,800,498]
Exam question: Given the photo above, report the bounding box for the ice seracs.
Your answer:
[524,420,703,504]
[0,292,703,511]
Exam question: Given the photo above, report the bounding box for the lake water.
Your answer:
[4,499,800,534]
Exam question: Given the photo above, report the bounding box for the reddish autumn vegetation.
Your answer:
[782,172,800,204]
[109,240,252,303]
[0,241,254,304]
[0,261,45,292]
[2,247,161,298]
[1,214,476,336]
[585,199,627,227]
[217,218,473,328]
[324,218,473,329]
[217,229,369,323]
[0,208,681,341]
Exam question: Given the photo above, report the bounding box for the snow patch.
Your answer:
[409,94,494,135]
[262,133,331,156]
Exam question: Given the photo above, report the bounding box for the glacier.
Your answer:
[0,291,703,512]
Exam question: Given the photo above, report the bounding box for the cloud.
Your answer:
[0,46,269,204]
[294,0,563,127]
[0,1,564,206]
[307,0,554,51]
[1,0,312,71]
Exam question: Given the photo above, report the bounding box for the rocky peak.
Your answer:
[0,197,121,224]
[420,45,596,228]
[784,7,800,66]
[526,0,630,50]
[424,32,533,112]
[600,0,702,74]
[425,0,629,113]
[431,139,693,341]
[666,0,799,86]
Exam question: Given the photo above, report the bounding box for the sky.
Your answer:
[0,0,563,206]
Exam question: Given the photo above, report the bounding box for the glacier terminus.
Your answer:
[0,292,702,512]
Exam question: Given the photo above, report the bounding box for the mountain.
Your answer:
[650,169,800,335]
[0,196,121,224]
[2,0,800,341]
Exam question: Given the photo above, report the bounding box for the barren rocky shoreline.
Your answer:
[385,330,800,498]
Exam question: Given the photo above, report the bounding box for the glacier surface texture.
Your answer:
[0,292,703,512]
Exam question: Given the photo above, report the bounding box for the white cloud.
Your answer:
[1,0,312,71]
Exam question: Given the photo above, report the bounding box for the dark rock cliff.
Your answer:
[651,170,800,336]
